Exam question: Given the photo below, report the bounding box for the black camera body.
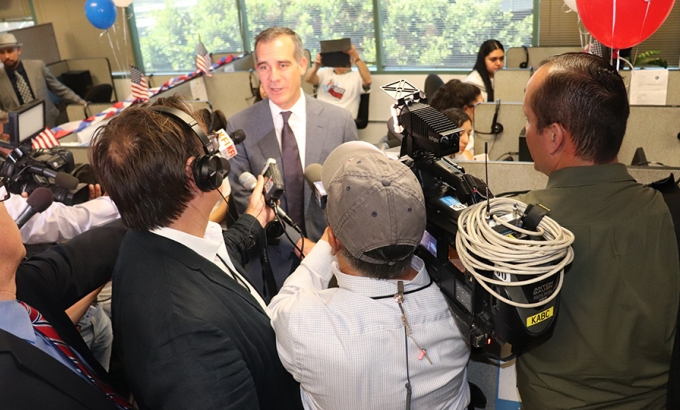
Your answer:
[1,146,89,205]
[391,85,558,360]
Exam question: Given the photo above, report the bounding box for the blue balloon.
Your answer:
[85,0,117,30]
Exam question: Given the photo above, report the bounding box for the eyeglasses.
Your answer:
[0,178,10,202]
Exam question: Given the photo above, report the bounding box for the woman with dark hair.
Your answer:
[441,108,472,161]
[465,40,504,102]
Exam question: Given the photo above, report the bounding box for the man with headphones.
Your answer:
[89,95,303,410]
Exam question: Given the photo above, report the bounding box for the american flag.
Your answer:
[196,40,212,77]
[32,127,59,149]
[130,65,149,101]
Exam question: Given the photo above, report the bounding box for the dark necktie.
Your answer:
[280,111,305,232]
[14,71,34,105]
[18,301,135,410]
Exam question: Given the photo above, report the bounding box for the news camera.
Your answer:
[383,80,573,360]
[0,99,89,205]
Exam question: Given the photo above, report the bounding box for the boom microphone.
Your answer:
[28,163,79,190]
[15,187,53,229]
[238,171,296,228]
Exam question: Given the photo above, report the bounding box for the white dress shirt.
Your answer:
[269,91,307,168]
[268,240,471,410]
[151,222,267,310]
[2,188,120,244]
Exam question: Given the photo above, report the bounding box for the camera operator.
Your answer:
[89,95,302,410]
[515,52,679,409]
[268,141,471,409]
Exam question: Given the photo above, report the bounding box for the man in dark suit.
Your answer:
[0,200,128,410]
[90,95,303,410]
[0,33,86,128]
[227,27,358,296]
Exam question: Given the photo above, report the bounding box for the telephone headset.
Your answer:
[519,45,529,69]
[150,106,230,192]
[491,98,504,134]
[248,69,259,100]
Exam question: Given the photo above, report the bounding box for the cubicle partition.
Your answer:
[473,102,680,167]
[494,69,532,102]
[473,102,526,161]
[505,46,582,69]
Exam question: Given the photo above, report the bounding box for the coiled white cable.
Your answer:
[455,198,575,309]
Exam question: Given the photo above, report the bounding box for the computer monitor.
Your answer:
[1,99,46,148]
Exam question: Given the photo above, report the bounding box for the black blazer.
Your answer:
[113,215,302,410]
[0,221,126,410]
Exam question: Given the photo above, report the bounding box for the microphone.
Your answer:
[15,187,53,229]
[238,172,296,228]
[28,163,79,190]
[217,129,246,159]
[303,163,327,209]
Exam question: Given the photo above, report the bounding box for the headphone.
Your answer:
[248,69,259,100]
[491,98,504,134]
[519,45,529,69]
[150,106,230,192]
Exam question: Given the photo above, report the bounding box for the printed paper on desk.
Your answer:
[217,129,237,159]
[630,69,668,105]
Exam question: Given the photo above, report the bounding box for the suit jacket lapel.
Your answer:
[0,69,19,106]
[0,329,117,410]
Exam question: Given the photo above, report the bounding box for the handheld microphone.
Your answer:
[28,163,79,190]
[217,129,246,159]
[303,163,326,209]
[15,187,53,229]
[260,159,285,205]
[238,171,296,228]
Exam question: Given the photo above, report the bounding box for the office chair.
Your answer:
[84,84,113,103]
[424,73,444,99]
[354,93,370,130]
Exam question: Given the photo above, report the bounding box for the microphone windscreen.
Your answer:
[54,172,79,190]
[231,129,246,144]
[304,163,323,189]
[26,187,54,212]
[238,172,257,191]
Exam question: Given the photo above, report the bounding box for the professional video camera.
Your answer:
[383,80,573,360]
[0,99,88,205]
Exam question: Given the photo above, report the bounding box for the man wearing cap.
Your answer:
[0,33,85,128]
[267,141,471,409]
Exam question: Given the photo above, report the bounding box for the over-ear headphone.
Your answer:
[519,45,529,69]
[150,105,230,192]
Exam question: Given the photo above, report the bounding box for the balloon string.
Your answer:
[639,0,652,47]
[111,20,125,73]
[122,7,131,75]
[611,0,617,60]
[107,30,124,78]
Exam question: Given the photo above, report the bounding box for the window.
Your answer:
[243,0,376,65]
[0,0,35,31]
[133,0,243,73]
[133,0,534,73]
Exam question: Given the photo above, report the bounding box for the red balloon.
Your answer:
[576,0,675,49]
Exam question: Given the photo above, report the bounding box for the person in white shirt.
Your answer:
[464,39,505,102]
[304,45,372,119]
[2,187,119,244]
[268,141,471,410]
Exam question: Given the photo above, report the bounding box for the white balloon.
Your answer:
[113,0,133,7]
[564,0,578,13]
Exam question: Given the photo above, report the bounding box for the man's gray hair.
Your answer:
[254,27,304,63]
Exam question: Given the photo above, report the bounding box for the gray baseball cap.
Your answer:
[322,141,426,264]
[0,33,21,49]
